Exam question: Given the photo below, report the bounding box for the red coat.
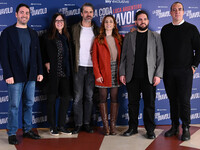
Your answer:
[92,37,121,87]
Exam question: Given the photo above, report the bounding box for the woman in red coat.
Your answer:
[92,15,122,135]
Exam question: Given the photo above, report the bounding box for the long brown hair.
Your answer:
[48,13,70,40]
[97,15,122,45]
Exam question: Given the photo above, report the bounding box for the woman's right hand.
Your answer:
[45,63,50,73]
[96,77,103,83]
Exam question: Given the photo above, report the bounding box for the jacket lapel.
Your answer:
[9,25,21,51]
[9,25,23,62]
[130,31,137,54]
[147,30,151,56]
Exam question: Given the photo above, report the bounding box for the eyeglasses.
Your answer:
[55,20,64,23]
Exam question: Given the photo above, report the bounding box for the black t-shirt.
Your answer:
[133,31,148,78]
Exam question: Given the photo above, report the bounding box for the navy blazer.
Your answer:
[0,24,43,83]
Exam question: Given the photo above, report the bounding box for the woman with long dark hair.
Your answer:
[43,13,73,136]
[92,15,122,135]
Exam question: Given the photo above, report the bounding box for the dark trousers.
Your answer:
[47,77,71,128]
[126,77,156,132]
[73,66,95,126]
[163,67,193,127]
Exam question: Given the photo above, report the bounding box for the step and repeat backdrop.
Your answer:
[0,0,200,129]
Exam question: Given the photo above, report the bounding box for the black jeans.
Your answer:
[163,67,193,127]
[126,77,156,132]
[73,66,95,126]
[47,77,71,128]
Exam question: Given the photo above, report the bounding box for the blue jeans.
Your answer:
[7,81,36,136]
[73,66,95,126]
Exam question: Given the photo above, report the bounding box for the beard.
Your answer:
[137,23,148,31]
[18,17,28,25]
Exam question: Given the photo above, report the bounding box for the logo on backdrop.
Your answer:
[105,0,129,4]
[30,3,47,16]
[152,9,170,18]
[0,7,13,16]
[30,7,47,16]
[156,92,168,101]
[193,72,200,79]
[0,95,8,103]
[155,112,170,121]
[191,113,200,120]
[0,117,7,125]
[59,4,142,29]
[153,6,200,19]
[32,115,47,124]
[59,7,80,16]
[191,92,200,100]
[185,9,200,19]
[34,95,47,102]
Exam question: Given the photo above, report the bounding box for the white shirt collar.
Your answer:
[172,19,185,26]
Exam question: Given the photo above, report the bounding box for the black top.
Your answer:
[56,39,66,77]
[133,31,148,78]
[161,21,200,69]
[42,32,73,95]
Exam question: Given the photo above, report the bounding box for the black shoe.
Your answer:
[50,127,59,136]
[8,135,18,145]
[181,127,190,141]
[72,126,82,134]
[164,127,179,137]
[83,124,94,133]
[122,128,138,136]
[23,130,41,139]
[146,131,156,139]
[58,127,72,135]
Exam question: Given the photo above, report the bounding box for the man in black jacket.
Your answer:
[0,3,43,145]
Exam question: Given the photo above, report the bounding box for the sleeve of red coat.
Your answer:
[92,38,102,80]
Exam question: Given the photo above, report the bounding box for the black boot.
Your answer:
[181,126,190,141]
[165,125,179,137]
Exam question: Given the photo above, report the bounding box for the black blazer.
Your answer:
[0,24,43,83]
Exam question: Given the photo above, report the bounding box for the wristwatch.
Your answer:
[192,65,197,70]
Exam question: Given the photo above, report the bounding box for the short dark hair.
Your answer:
[170,2,184,11]
[16,3,30,13]
[135,10,149,20]
[81,3,94,13]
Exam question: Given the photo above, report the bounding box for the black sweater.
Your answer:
[161,21,200,69]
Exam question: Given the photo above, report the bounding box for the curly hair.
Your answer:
[97,15,122,45]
